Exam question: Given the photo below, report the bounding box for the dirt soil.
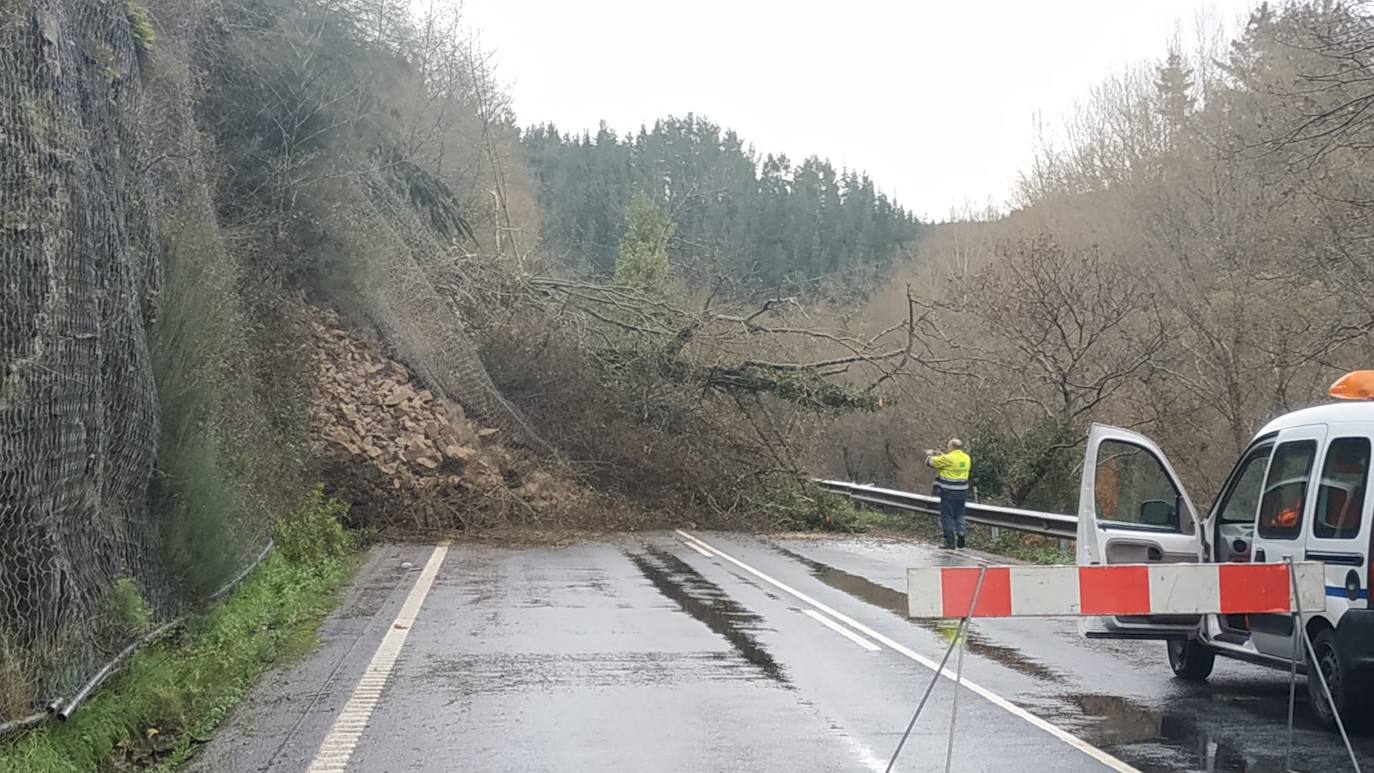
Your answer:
[305,304,646,533]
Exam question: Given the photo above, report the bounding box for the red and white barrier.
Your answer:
[906,563,1327,618]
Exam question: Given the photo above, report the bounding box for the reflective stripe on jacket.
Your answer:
[927,449,971,491]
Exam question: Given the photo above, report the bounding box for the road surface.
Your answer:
[190,532,1373,772]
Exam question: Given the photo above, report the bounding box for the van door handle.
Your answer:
[1254,548,1267,562]
[1147,547,1163,561]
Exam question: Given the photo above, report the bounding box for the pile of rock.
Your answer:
[305,305,582,529]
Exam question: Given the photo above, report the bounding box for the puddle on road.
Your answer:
[1054,692,1275,772]
[628,546,789,685]
[770,545,1064,683]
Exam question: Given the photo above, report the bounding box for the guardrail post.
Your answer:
[976,487,1000,542]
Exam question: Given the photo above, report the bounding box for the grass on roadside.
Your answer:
[855,507,1073,565]
[0,490,358,773]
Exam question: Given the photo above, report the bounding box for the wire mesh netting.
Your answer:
[0,0,271,721]
[314,169,557,455]
[0,0,161,717]
[352,171,556,457]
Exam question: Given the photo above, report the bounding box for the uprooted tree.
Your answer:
[443,249,936,524]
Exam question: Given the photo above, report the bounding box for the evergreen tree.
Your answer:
[1155,51,1196,141]
[521,115,920,288]
[614,192,675,291]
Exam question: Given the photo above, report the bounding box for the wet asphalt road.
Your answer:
[190,533,1374,772]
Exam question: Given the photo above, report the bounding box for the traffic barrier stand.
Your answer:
[892,561,1362,773]
[1284,558,1361,773]
[886,566,986,773]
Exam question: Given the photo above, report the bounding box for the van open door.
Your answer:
[1078,424,1206,638]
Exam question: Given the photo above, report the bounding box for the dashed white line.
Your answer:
[305,543,449,773]
[804,609,881,651]
[676,530,1139,773]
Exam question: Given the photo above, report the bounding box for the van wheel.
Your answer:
[1167,638,1215,681]
[1308,628,1357,728]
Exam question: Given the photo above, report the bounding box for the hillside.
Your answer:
[0,0,909,728]
[523,116,920,286]
[6,0,1374,752]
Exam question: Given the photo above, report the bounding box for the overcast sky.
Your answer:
[454,0,1259,221]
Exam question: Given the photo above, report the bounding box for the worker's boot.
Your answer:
[956,534,966,549]
[941,535,955,549]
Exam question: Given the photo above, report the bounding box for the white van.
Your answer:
[1076,372,1374,727]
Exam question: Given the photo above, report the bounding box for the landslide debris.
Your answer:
[305,304,613,532]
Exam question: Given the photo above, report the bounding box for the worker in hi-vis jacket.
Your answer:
[925,439,971,549]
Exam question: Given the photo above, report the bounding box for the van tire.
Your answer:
[1308,628,1358,729]
[1167,638,1215,681]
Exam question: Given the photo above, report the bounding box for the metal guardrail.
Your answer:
[815,480,1078,540]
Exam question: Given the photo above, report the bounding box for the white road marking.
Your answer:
[306,543,449,773]
[677,531,1139,773]
[804,609,881,652]
[837,728,890,773]
[680,538,714,558]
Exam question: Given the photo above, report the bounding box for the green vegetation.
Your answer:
[110,579,153,637]
[124,2,154,55]
[966,418,1077,513]
[742,368,880,413]
[151,209,300,602]
[0,495,356,773]
[774,482,864,532]
[613,193,675,291]
[272,486,353,567]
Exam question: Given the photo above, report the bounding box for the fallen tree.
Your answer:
[436,258,937,525]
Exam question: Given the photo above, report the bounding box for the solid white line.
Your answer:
[677,531,1138,773]
[306,543,449,773]
[804,609,881,652]
[680,538,714,558]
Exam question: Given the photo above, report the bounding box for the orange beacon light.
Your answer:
[1329,370,1374,401]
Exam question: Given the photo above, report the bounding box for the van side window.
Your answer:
[1314,437,1370,540]
[1257,440,1318,540]
[1215,445,1271,525]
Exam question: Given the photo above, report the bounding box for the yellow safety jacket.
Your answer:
[928,449,971,492]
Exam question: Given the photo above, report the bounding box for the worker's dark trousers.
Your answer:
[938,488,968,547]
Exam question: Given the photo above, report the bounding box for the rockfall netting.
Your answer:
[0,0,172,718]
[0,0,288,722]
[321,168,557,458]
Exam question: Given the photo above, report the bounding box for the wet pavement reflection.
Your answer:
[628,546,789,684]
[771,544,1065,682]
